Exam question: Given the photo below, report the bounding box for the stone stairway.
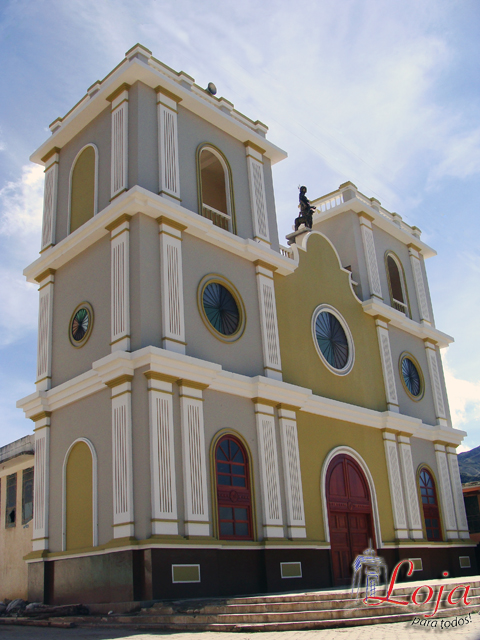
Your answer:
[3,577,480,632]
[0,576,480,632]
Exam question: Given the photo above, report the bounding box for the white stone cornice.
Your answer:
[23,187,297,284]
[31,55,286,167]
[362,298,453,348]
[17,346,466,446]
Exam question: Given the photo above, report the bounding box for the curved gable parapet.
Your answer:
[274,231,387,411]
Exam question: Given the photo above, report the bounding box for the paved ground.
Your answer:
[1,615,480,640]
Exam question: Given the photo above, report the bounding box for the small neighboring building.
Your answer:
[0,435,34,600]
[462,482,480,543]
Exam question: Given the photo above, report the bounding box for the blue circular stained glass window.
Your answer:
[203,282,240,336]
[401,355,422,398]
[69,302,94,347]
[315,311,349,370]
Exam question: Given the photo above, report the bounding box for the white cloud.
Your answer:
[0,164,43,346]
[442,352,480,446]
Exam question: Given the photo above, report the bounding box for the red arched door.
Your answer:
[215,436,253,539]
[419,468,442,541]
[326,454,376,585]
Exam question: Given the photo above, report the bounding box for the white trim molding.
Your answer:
[255,263,282,380]
[434,443,458,540]
[179,382,210,536]
[32,414,50,552]
[146,372,178,536]
[375,318,399,412]
[246,146,270,246]
[110,88,129,199]
[109,217,131,352]
[67,143,99,235]
[320,446,383,547]
[254,401,284,538]
[41,151,59,251]
[36,271,55,391]
[409,246,431,324]
[425,341,448,427]
[397,434,423,539]
[359,214,383,300]
[446,446,470,540]
[157,90,181,202]
[278,406,306,539]
[158,218,186,354]
[110,376,135,539]
[383,431,409,539]
[61,437,98,551]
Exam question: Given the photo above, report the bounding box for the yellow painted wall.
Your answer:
[66,442,93,550]
[296,412,395,543]
[70,146,95,233]
[275,232,386,411]
[0,457,34,599]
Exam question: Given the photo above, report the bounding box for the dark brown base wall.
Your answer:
[28,544,478,605]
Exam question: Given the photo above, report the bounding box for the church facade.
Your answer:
[17,44,475,604]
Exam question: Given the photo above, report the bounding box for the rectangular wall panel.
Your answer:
[256,272,282,379]
[446,447,469,538]
[111,101,128,198]
[256,409,283,537]
[434,444,458,539]
[375,320,399,409]
[397,436,423,539]
[279,412,306,538]
[359,217,383,299]
[36,279,54,390]
[158,102,181,200]
[32,424,50,551]
[149,389,178,535]
[383,432,408,539]
[425,342,447,423]
[112,392,134,538]
[247,156,270,242]
[180,391,209,536]
[159,226,185,353]
[110,228,130,351]
[409,249,431,323]
[41,161,58,251]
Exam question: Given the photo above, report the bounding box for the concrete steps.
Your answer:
[7,577,480,631]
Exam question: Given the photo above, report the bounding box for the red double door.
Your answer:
[326,454,376,586]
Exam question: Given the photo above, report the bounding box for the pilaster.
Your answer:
[277,405,306,539]
[108,375,135,539]
[179,381,210,537]
[383,431,408,539]
[156,88,181,202]
[145,372,179,536]
[359,214,383,300]
[254,400,284,538]
[397,434,423,539]
[408,246,431,324]
[31,412,51,551]
[158,216,186,354]
[40,149,60,251]
[446,445,470,540]
[434,442,458,540]
[245,142,270,246]
[255,261,282,380]
[375,317,399,411]
[108,216,131,352]
[35,270,55,391]
[424,340,448,427]
[108,84,129,200]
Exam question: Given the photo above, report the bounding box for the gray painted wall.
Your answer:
[128,81,158,194]
[131,368,152,541]
[55,105,111,245]
[48,388,112,551]
[388,325,437,425]
[51,236,110,388]
[182,234,265,377]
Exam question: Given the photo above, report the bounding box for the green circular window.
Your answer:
[399,353,424,400]
[69,302,94,347]
[198,275,245,342]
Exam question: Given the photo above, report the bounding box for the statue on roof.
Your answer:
[294,186,316,231]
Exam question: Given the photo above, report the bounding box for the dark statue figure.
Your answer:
[294,186,316,231]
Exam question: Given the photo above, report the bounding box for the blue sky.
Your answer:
[0,0,479,449]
